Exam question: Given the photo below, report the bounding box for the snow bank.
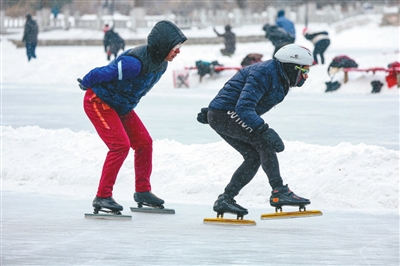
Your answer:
[2,126,398,211]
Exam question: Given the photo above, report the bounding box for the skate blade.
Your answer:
[130,207,175,214]
[84,213,132,220]
[261,210,322,220]
[203,217,256,226]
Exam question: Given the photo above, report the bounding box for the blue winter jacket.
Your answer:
[276,16,296,40]
[81,20,187,115]
[208,59,290,130]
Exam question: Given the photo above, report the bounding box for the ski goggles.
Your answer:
[295,66,310,74]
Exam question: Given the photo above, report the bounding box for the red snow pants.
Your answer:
[83,89,152,198]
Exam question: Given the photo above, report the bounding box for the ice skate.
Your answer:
[131,192,175,214]
[92,196,123,214]
[85,196,131,220]
[260,185,322,220]
[203,194,255,225]
[213,194,248,219]
[270,184,310,211]
[134,191,165,209]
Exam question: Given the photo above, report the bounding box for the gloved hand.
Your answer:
[77,78,88,91]
[197,107,209,124]
[255,124,285,152]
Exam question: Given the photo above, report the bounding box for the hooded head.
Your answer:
[147,20,187,64]
[262,23,271,32]
[225,25,232,32]
[277,10,285,18]
[274,44,313,87]
[26,14,32,20]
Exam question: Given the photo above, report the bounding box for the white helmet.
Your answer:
[275,44,313,66]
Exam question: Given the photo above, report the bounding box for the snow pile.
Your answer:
[2,126,398,211]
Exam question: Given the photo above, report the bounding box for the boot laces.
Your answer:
[227,198,236,204]
[227,198,243,209]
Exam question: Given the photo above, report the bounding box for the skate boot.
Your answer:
[92,196,123,214]
[270,184,310,211]
[134,191,165,209]
[213,194,248,219]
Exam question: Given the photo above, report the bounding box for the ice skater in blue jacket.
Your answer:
[276,9,296,43]
[78,20,187,214]
[198,44,314,217]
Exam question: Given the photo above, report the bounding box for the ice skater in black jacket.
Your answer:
[213,25,236,56]
[103,28,125,61]
[198,44,314,217]
[22,14,39,61]
[262,23,294,57]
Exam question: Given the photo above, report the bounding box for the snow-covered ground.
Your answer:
[1,14,399,265]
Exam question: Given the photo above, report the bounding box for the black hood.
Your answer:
[282,62,300,87]
[147,20,187,64]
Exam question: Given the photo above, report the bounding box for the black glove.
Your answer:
[255,124,285,152]
[77,78,88,91]
[197,107,209,124]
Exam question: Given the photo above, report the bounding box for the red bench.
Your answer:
[343,67,400,88]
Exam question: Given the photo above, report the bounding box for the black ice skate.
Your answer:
[134,191,165,209]
[213,194,248,219]
[92,196,123,215]
[270,184,310,211]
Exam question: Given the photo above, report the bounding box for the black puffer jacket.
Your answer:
[262,24,293,47]
[103,29,125,54]
[208,59,290,130]
[22,16,39,43]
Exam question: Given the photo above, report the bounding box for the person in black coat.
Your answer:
[103,29,125,61]
[22,14,39,61]
[262,23,294,57]
[197,44,314,217]
[213,25,236,56]
[303,28,331,65]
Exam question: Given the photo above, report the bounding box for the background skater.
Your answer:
[22,13,39,61]
[303,28,331,65]
[213,25,236,56]
[262,23,294,57]
[275,9,296,43]
[103,27,125,61]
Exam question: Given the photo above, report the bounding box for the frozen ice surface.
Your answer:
[1,14,399,265]
[2,191,399,265]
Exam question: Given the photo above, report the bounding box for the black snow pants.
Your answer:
[313,39,330,64]
[207,109,284,198]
